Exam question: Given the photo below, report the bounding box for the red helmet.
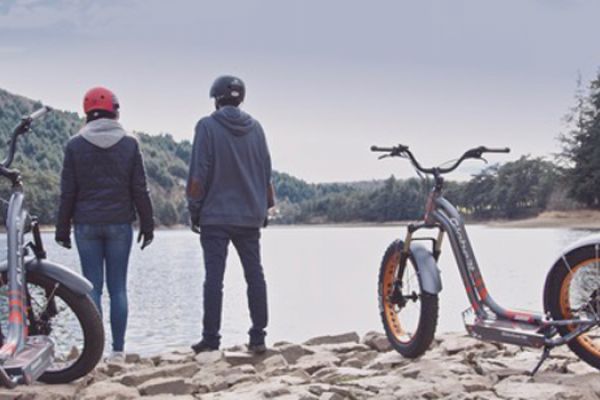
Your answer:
[83,87,119,114]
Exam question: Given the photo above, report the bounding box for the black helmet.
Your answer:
[209,75,245,106]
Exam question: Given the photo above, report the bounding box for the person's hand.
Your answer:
[190,215,201,234]
[55,232,72,249]
[56,239,72,249]
[137,230,154,250]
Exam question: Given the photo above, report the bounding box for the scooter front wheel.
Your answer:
[378,240,438,358]
[544,244,600,370]
[0,271,104,383]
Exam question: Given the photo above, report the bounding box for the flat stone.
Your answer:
[349,375,402,393]
[259,383,292,398]
[391,378,443,398]
[312,342,371,354]
[494,379,586,400]
[341,357,364,368]
[118,362,199,386]
[138,377,194,396]
[308,383,332,396]
[556,372,600,396]
[304,332,360,346]
[362,331,392,352]
[279,343,311,364]
[102,361,131,377]
[194,350,225,365]
[78,381,140,400]
[296,353,341,375]
[459,374,494,392]
[311,366,376,384]
[440,332,486,355]
[366,351,409,370]
[224,349,279,366]
[0,383,78,400]
[124,353,141,363]
[319,393,344,400]
[224,351,256,366]
[156,352,194,364]
[565,360,598,375]
[258,354,289,374]
[278,369,312,385]
[225,372,261,387]
[191,370,228,392]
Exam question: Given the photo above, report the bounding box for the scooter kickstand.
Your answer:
[530,346,551,376]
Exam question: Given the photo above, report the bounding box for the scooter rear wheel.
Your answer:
[544,244,600,370]
[0,271,104,383]
[378,240,438,358]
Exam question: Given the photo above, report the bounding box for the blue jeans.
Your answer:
[200,225,268,348]
[74,223,133,352]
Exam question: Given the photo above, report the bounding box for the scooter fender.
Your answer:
[410,243,443,295]
[25,258,93,296]
[553,233,600,263]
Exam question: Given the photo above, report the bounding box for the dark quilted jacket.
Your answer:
[55,119,154,239]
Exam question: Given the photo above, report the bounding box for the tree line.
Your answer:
[0,69,599,226]
[270,71,600,224]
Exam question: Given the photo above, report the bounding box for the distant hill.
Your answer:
[0,88,565,227]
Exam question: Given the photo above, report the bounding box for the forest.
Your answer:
[0,71,598,227]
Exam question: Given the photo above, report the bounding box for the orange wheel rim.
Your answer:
[559,257,600,358]
[382,251,415,343]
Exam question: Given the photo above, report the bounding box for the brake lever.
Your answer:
[378,154,391,160]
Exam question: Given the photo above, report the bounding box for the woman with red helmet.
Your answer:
[55,87,154,362]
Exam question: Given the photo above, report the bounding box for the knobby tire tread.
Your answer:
[378,240,438,358]
[544,245,600,370]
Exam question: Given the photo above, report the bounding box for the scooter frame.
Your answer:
[0,107,99,387]
[373,144,600,374]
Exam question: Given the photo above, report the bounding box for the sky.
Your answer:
[0,0,599,182]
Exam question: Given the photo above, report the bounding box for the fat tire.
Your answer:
[24,271,104,384]
[378,240,438,358]
[544,245,600,370]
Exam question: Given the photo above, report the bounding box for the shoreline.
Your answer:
[3,331,598,399]
[31,210,600,233]
[485,210,600,230]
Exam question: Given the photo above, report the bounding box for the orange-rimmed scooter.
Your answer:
[372,144,600,375]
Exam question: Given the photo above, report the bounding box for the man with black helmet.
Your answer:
[187,75,275,354]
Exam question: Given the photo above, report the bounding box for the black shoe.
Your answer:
[248,342,267,355]
[191,340,219,354]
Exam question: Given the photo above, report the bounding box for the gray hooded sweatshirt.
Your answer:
[186,106,272,228]
[79,118,126,148]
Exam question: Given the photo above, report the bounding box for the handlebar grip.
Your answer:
[483,147,510,153]
[29,106,51,121]
[371,146,395,152]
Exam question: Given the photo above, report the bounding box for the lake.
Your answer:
[4,225,597,355]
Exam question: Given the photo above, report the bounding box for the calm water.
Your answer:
[1,226,596,355]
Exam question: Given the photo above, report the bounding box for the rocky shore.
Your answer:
[1,332,598,400]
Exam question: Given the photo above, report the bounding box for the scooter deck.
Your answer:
[465,317,546,348]
[3,336,54,384]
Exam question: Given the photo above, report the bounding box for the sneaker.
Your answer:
[191,340,219,354]
[248,342,267,355]
[105,351,125,363]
